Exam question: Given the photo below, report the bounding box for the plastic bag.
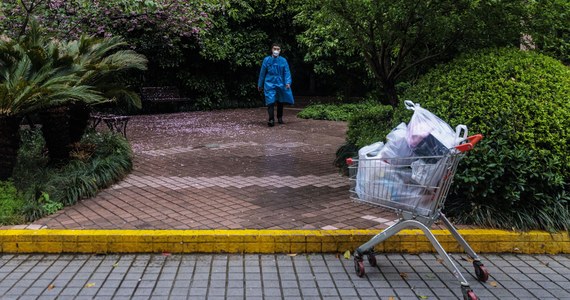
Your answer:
[358,164,414,203]
[411,157,448,187]
[358,141,384,158]
[378,123,413,159]
[405,101,466,152]
[355,142,384,199]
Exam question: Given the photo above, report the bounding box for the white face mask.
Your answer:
[272,50,280,57]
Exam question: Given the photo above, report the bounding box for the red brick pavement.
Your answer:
[24,107,473,230]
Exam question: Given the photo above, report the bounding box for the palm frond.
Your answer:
[0,23,147,116]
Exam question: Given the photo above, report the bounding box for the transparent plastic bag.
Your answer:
[355,142,384,199]
[359,164,414,203]
[379,122,413,159]
[411,157,448,187]
[404,100,466,151]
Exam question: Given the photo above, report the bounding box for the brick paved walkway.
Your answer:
[1,253,569,299]
[27,108,472,230]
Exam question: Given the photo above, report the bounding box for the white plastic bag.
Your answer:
[358,163,414,203]
[358,141,384,158]
[404,100,466,153]
[378,123,413,159]
[355,142,384,200]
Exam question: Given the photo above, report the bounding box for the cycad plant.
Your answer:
[0,26,106,179]
[40,35,147,162]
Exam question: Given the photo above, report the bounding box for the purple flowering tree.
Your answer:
[1,0,216,70]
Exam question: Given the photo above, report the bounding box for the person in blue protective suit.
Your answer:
[257,43,294,127]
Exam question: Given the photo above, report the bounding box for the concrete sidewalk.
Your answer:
[1,253,569,300]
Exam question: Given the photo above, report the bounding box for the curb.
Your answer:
[1,229,568,254]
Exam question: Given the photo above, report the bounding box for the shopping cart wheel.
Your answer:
[465,290,479,300]
[354,257,365,277]
[367,253,377,267]
[473,261,489,282]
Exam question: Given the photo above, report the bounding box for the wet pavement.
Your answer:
[22,107,471,231]
[2,107,570,300]
[1,253,569,300]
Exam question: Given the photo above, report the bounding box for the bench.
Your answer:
[89,112,130,138]
[140,86,191,103]
[140,86,192,112]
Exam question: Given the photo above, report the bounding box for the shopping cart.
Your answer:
[347,134,488,300]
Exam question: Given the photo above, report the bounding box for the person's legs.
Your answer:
[276,101,284,124]
[267,104,275,127]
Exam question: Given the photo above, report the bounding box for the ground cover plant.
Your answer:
[0,180,25,225]
[7,129,133,222]
[297,101,386,121]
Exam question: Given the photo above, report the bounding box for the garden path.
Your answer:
[22,107,475,230]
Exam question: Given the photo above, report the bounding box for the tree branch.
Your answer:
[18,0,45,39]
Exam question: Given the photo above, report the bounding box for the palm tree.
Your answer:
[0,30,106,179]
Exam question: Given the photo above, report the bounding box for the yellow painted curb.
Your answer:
[0,229,568,254]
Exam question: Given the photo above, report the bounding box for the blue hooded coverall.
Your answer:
[258,56,294,106]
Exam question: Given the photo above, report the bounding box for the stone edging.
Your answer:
[1,229,568,254]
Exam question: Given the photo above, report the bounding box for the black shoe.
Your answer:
[278,118,284,124]
[268,120,274,127]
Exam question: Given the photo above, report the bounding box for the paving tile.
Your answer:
[33,109,405,230]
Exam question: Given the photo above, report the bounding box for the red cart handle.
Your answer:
[455,134,483,153]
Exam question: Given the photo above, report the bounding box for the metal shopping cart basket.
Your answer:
[347,134,488,300]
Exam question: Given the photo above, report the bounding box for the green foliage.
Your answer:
[174,0,303,110]
[331,104,393,174]
[0,180,25,224]
[13,128,133,221]
[397,47,570,231]
[0,23,108,117]
[297,102,386,122]
[346,105,394,149]
[63,35,148,109]
[526,0,570,65]
[295,0,530,105]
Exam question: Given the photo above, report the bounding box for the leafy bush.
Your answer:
[0,180,25,225]
[12,129,133,221]
[395,47,570,231]
[297,102,389,122]
[332,105,394,173]
[346,105,394,148]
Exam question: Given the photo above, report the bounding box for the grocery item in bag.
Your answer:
[404,100,465,152]
[378,123,413,159]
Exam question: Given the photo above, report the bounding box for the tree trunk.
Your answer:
[376,78,400,107]
[69,102,92,144]
[40,106,72,164]
[384,80,399,107]
[0,116,22,180]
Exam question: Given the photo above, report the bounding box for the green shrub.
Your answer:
[333,105,394,173]
[0,180,25,224]
[346,105,394,148]
[297,102,389,122]
[12,129,133,221]
[396,47,570,231]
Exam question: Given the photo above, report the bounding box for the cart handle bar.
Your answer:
[345,134,483,165]
[455,134,483,153]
